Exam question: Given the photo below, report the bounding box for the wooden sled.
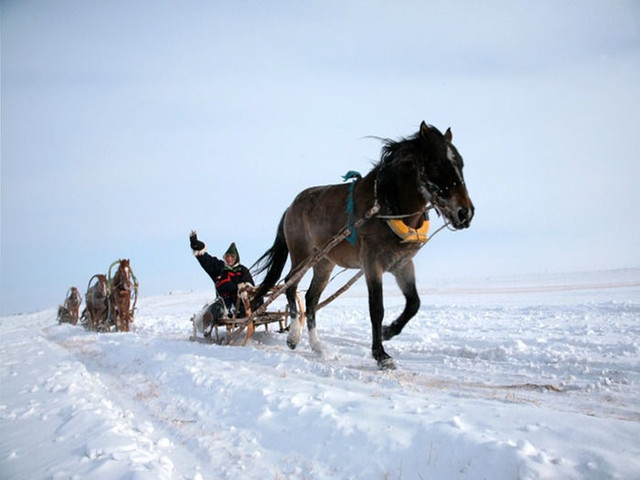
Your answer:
[190,285,305,346]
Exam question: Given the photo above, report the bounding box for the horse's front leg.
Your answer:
[366,267,395,370]
[383,260,420,341]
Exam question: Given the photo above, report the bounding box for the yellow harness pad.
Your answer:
[386,217,430,243]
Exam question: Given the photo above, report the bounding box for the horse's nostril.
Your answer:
[457,207,468,223]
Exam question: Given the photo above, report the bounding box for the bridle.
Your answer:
[372,159,447,221]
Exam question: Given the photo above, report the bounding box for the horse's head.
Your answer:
[111,259,132,288]
[416,121,474,229]
[119,259,130,275]
[68,287,81,307]
[87,274,108,303]
[97,275,108,297]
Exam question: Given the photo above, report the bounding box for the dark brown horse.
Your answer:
[83,274,109,331]
[108,259,138,332]
[252,122,474,369]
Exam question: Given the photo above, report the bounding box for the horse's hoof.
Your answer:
[377,357,396,370]
[286,339,297,350]
[310,342,325,356]
[309,329,324,354]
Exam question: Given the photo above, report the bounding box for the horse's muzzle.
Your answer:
[451,203,474,229]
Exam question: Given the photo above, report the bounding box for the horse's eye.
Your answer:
[427,181,441,194]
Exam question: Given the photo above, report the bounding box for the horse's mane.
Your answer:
[378,125,444,168]
[372,129,439,216]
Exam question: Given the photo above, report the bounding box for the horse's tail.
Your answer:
[250,211,289,307]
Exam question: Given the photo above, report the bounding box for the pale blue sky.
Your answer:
[2,0,640,315]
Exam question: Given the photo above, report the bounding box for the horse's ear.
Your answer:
[420,121,430,138]
[445,127,453,142]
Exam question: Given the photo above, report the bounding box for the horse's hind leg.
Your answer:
[286,277,302,349]
[304,260,333,354]
[383,261,420,341]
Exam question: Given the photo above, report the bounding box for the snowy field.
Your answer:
[1,269,639,480]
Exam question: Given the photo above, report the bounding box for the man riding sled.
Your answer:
[190,231,255,334]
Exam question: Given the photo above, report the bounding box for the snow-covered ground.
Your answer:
[1,269,639,479]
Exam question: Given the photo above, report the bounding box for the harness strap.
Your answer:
[385,213,430,243]
[343,171,362,245]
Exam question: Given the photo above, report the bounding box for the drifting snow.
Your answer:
[1,269,639,479]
